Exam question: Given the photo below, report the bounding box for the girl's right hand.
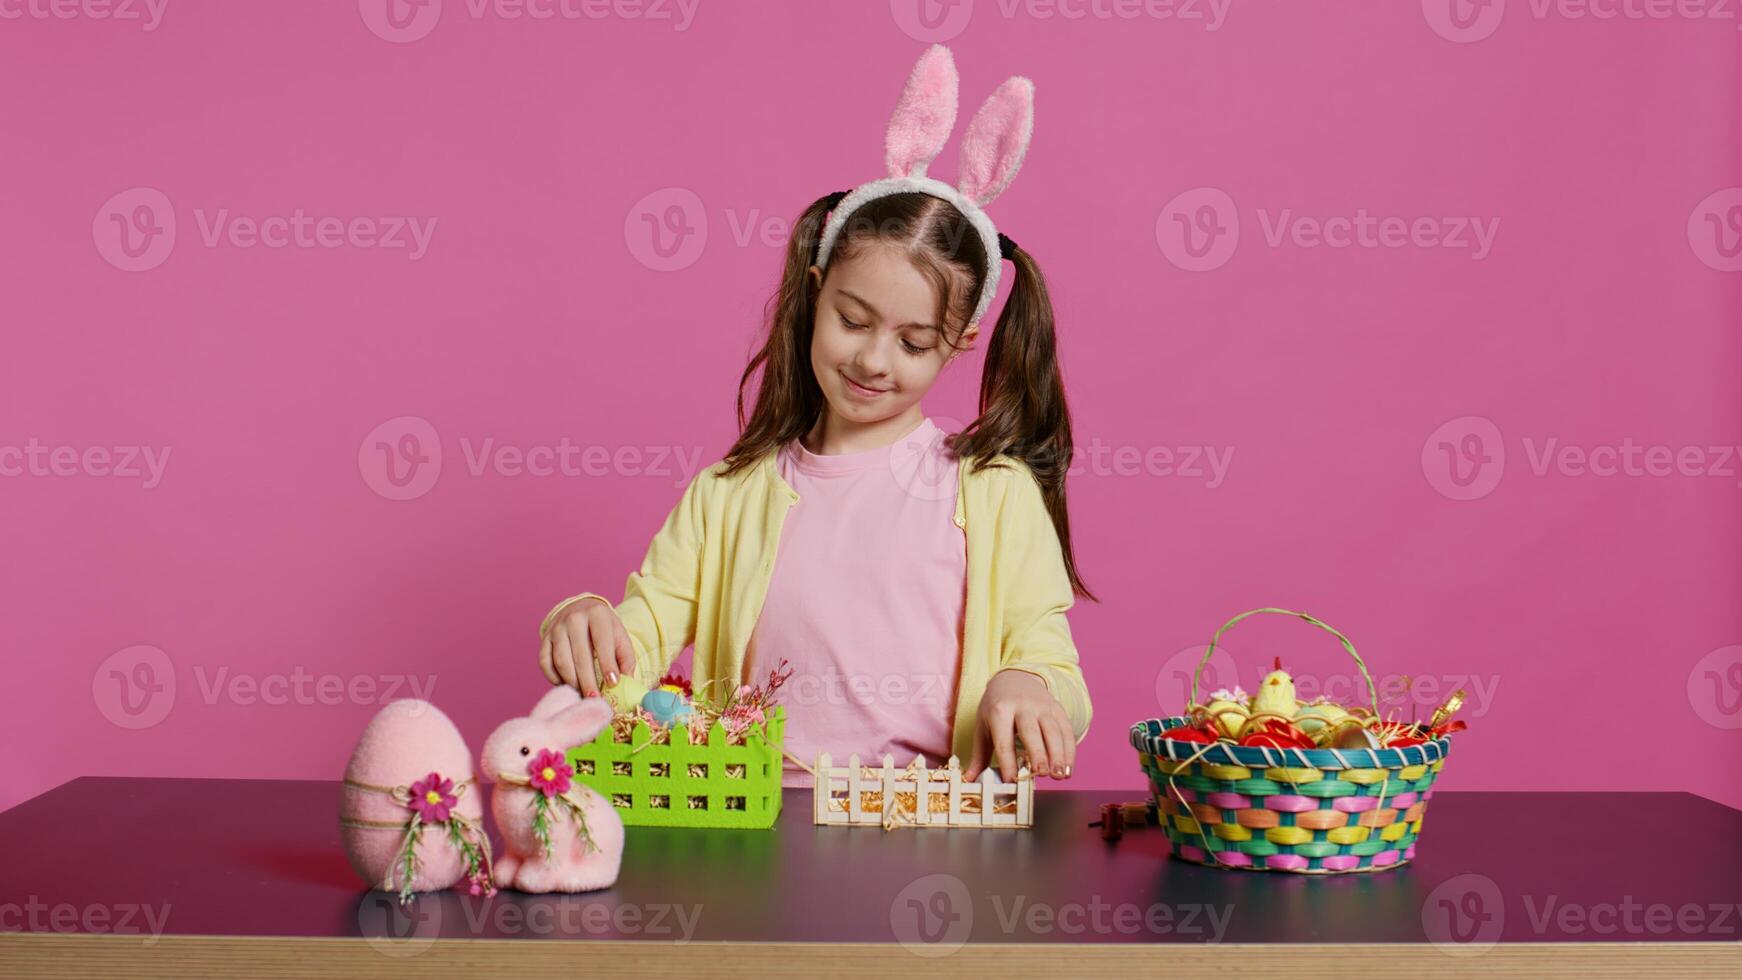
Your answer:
[538,596,638,696]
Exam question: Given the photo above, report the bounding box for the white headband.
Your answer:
[813,45,1035,327]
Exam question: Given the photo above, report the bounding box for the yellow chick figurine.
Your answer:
[1250,657,1298,719]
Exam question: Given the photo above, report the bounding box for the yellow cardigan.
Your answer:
[540,447,1093,764]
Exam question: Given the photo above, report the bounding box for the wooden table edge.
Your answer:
[3,932,1739,978]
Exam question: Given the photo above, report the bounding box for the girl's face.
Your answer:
[807,244,977,427]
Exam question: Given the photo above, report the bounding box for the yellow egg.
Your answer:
[602,674,650,715]
[1293,702,1349,736]
[1204,698,1249,739]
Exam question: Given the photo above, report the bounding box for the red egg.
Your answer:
[1163,724,1217,743]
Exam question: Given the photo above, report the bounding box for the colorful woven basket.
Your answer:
[1129,608,1455,874]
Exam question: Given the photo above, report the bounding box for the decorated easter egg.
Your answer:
[1162,723,1217,744]
[1333,724,1381,750]
[1292,701,1349,737]
[640,688,693,727]
[1202,697,1250,740]
[339,699,482,895]
[602,674,651,715]
[1236,718,1315,750]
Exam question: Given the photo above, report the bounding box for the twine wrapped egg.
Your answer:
[338,699,481,894]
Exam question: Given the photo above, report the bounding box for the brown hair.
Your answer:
[721,191,1095,601]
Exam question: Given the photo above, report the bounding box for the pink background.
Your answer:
[3,1,1740,815]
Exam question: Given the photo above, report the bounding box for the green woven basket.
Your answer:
[1130,609,1455,874]
[565,705,786,829]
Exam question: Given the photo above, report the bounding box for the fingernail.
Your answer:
[1063,765,1072,777]
[1052,766,1065,778]
[606,671,618,685]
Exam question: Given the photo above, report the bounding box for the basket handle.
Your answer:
[1189,607,1378,711]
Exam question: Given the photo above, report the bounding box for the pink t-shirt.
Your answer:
[742,416,967,787]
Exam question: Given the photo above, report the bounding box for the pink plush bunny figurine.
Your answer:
[481,687,625,892]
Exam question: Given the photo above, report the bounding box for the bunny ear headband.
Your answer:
[813,44,1035,327]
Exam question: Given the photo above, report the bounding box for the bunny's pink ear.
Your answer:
[955,76,1034,207]
[531,685,582,719]
[885,44,959,180]
[549,698,614,748]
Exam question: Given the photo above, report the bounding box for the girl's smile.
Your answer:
[841,372,891,398]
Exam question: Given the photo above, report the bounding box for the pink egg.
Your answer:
[338,699,482,894]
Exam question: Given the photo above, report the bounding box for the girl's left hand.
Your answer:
[964,669,1076,782]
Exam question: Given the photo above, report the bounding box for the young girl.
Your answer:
[535,46,1093,786]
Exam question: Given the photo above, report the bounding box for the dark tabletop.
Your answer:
[2,777,1739,950]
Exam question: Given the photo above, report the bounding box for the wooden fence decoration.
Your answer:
[812,753,1034,829]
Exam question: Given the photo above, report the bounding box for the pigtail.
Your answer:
[950,244,1096,601]
[719,192,846,476]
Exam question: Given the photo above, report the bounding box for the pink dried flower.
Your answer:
[407,772,456,823]
[527,749,572,798]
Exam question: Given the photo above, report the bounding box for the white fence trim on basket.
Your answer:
[811,753,1034,829]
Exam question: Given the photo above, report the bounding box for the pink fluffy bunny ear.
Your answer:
[549,698,614,748]
[884,44,959,180]
[956,76,1035,207]
[531,685,582,719]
